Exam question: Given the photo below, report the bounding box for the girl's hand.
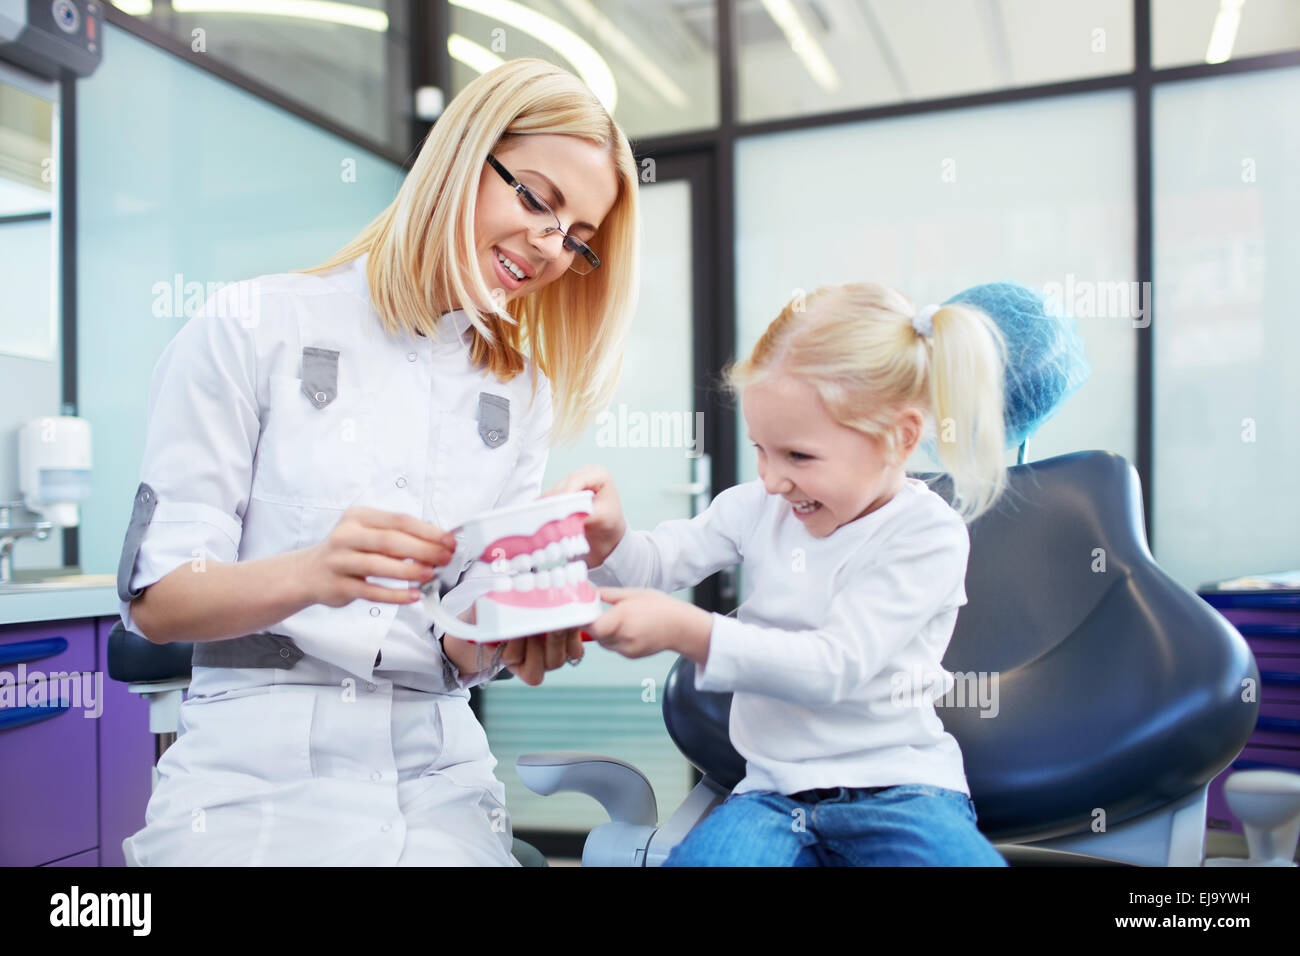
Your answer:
[545,466,627,569]
[300,506,457,608]
[586,587,713,663]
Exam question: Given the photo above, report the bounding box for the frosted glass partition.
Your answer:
[735,90,1137,487]
[482,179,698,833]
[76,23,404,578]
[1153,67,1300,592]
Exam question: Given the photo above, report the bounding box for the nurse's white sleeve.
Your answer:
[586,481,754,593]
[435,370,553,690]
[116,285,259,640]
[696,519,970,708]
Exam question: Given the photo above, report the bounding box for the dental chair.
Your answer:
[516,449,1298,866]
[106,624,551,867]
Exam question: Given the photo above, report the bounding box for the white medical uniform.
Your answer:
[118,252,553,865]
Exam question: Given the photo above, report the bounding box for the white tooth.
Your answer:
[545,542,563,568]
[576,536,590,555]
[531,548,547,570]
[493,574,513,591]
[514,573,535,592]
[497,250,525,279]
[566,562,583,584]
[560,536,576,558]
[510,554,532,574]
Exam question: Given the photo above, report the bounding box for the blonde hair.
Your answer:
[724,284,1009,523]
[298,58,640,445]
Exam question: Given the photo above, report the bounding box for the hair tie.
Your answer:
[913,303,940,339]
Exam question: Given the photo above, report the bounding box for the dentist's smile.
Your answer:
[492,246,533,289]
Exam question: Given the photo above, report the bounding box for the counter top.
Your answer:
[0,577,121,627]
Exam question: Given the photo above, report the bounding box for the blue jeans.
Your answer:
[662,784,1009,867]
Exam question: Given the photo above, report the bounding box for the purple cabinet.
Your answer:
[1198,589,1300,836]
[0,619,99,866]
[95,616,154,867]
[0,615,155,867]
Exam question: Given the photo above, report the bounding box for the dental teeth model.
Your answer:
[419,491,601,642]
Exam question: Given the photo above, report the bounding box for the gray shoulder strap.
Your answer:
[117,482,158,602]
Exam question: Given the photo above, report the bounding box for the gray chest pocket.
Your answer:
[478,392,509,448]
[301,346,339,408]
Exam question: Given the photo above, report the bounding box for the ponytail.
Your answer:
[921,303,1009,522]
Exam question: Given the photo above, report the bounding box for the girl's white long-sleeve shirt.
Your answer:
[588,477,975,797]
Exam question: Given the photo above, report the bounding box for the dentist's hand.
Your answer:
[302,507,456,608]
[500,627,585,685]
[442,605,584,686]
[546,465,627,569]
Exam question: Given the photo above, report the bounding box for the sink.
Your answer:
[0,569,116,592]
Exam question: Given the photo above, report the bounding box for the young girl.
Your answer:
[557,281,1017,866]
[117,58,640,866]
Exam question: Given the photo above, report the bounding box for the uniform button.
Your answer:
[487,429,500,442]
[407,352,417,362]
[279,647,290,659]
[365,682,376,692]
[314,390,327,403]
[380,823,392,833]
[396,476,407,488]
[370,606,381,617]
[371,771,382,781]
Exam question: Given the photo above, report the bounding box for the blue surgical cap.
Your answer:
[942,280,1090,450]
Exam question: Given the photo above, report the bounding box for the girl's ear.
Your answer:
[894,408,925,463]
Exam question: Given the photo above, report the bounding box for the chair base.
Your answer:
[1007,785,1207,866]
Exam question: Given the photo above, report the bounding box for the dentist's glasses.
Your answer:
[486,154,601,275]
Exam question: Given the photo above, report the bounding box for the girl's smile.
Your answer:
[743,373,921,537]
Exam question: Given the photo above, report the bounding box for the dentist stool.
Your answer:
[518,450,1295,866]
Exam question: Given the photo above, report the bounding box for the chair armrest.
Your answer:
[516,752,657,826]
[645,776,730,866]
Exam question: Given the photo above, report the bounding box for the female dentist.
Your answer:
[116,58,641,865]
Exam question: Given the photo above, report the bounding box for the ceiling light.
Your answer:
[450,0,617,111]
[557,0,687,108]
[759,0,839,91]
[448,32,506,74]
[1205,0,1246,64]
[170,1,388,32]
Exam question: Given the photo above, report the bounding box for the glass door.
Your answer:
[480,151,729,840]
